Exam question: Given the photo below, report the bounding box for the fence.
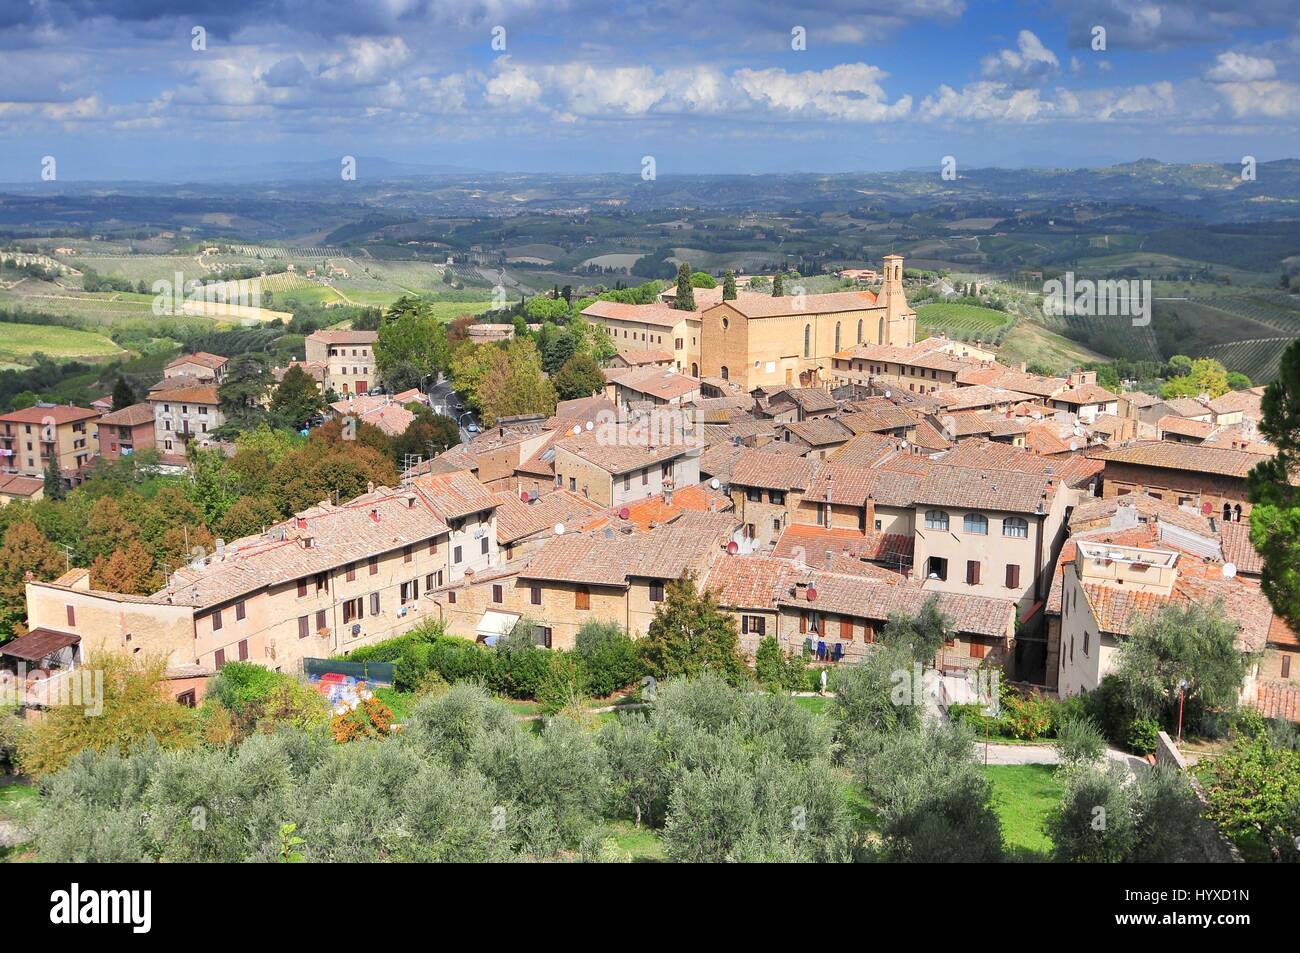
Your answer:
[303,658,395,687]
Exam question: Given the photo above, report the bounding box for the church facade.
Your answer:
[697,255,916,390]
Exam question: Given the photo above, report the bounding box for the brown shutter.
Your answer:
[1006,564,1020,589]
[66,604,76,626]
[315,609,326,632]
[741,616,749,634]
[297,578,307,598]
[967,560,980,585]
[238,639,248,661]
[970,638,986,659]
[799,611,807,634]
[575,586,590,610]
[215,648,225,667]
[840,617,854,640]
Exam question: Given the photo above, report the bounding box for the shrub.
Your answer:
[1126,717,1162,756]
[331,692,395,743]
[494,625,552,699]
[536,652,590,715]
[997,687,1054,740]
[208,662,282,715]
[1054,714,1106,768]
[574,622,640,697]
[754,636,810,692]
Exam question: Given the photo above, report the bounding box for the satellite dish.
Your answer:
[572,425,581,435]
[726,540,739,555]
[618,506,630,520]
[520,491,530,502]
[1222,563,1237,579]
[710,478,720,489]
[585,420,594,430]
[1068,441,1078,452]
[554,523,565,535]
[806,584,818,602]
[884,390,892,398]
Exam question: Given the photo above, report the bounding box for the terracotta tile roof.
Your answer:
[770,387,838,414]
[618,482,734,530]
[491,488,604,544]
[0,473,44,497]
[729,449,818,491]
[805,460,924,508]
[166,351,228,370]
[1162,396,1212,418]
[718,290,881,319]
[1219,520,1263,575]
[0,404,99,425]
[772,523,913,566]
[933,385,1034,412]
[412,469,501,520]
[1157,414,1215,440]
[1209,389,1264,419]
[831,431,900,466]
[699,442,746,483]
[143,486,452,610]
[608,366,701,401]
[519,512,735,586]
[553,422,700,475]
[839,401,917,434]
[1053,383,1118,406]
[704,554,796,607]
[307,329,378,344]
[1267,614,1299,649]
[1252,680,1300,722]
[1069,491,1214,537]
[938,440,1103,488]
[148,379,220,405]
[95,402,154,427]
[582,299,685,328]
[1088,441,1271,478]
[915,465,1059,514]
[782,418,853,447]
[552,395,618,424]
[908,418,952,452]
[1121,391,1162,409]
[615,348,673,366]
[273,361,326,384]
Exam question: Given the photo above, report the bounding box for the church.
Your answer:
[696,255,916,390]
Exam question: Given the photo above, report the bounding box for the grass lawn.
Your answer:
[608,821,667,862]
[793,695,831,715]
[0,780,37,863]
[372,687,416,722]
[983,764,1062,861]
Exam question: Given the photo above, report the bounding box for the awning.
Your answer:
[0,627,80,662]
[476,610,520,643]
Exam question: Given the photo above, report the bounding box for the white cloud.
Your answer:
[981,30,1060,88]
[1214,80,1300,117]
[1205,51,1277,83]
[732,64,912,121]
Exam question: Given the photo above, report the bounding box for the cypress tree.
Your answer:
[674,262,696,311]
[722,270,737,300]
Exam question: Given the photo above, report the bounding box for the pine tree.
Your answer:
[772,273,785,296]
[722,270,737,300]
[1249,338,1300,629]
[111,376,135,411]
[673,262,696,311]
[42,456,66,502]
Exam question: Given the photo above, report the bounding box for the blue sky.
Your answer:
[2,0,1299,181]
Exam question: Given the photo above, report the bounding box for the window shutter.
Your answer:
[840,617,854,640]
[1006,564,1020,589]
[967,560,980,585]
[799,612,807,634]
[297,578,307,598]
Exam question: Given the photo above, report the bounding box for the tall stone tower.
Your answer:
[877,254,916,346]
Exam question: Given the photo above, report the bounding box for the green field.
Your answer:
[916,302,1015,341]
[0,321,125,365]
[983,764,1062,860]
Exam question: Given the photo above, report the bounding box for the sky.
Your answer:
[2,0,1300,181]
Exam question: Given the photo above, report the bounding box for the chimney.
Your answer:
[664,486,673,507]
[369,508,380,523]
[405,492,417,509]
[864,495,876,532]
[296,517,307,529]
[824,551,834,571]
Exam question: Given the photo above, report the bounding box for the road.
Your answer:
[424,374,479,444]
[980,741,1150,772]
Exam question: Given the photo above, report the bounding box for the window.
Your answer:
[924,509,949,531]
[1003,517,1029,538]
[343,598,362,624]
[533,626,553,649]
[314,572,328,593]
[530,584,542,606]
[1083,631,1090,656]
[403,544,413,564]
[453,545,463,564]
[926,556,948,581]
[346,563,356,582]
[297,578,308,598]
[212,609,223,631]
[235,600,246,621]
[238,639,249,661]
[370,592,380,616]
[839,617,854,640]
[66,605,76,627]
[741,615,766,636]
[1005,564,1021,589]
[428,538,438,555]
[315,610,327,633]
[856,319,863,344]
[770,490,785,506]
[1283,655,1292,679]
[481,537,489,555]
[963,513,988,535]
[641,468,648,486]
[746,487,762,503]
[966,560,980,585]
[575,586,591,610]
[803,324,811,358]
[649,580,665,602]
[400,579,419,604]
[448,590,457,604]
[425,571,442,590]
[298,615,309,639]
[969,638,986,660]
[834,321,841,352]
[492,584,503,604]
[369,555,379,575]
[215,648,226,667]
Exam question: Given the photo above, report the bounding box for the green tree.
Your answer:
[690,271,717,288]
[722,270,737,300]
[0,520,65,640]
[217,352,273,429]
[477,339,557,427]
[43,455,66,502]
[552,353,606,400]
[877,594,952,667]
[672,263,696,312]
[1205,731,1300,861]
[574,622,641,697]
[270,365,325,431]
[1249,339,1300,630]
[772,273,785,296]
[111,376,135,411]
[638,576,748,684]
[1112,601,1250,729]
[374,299,449,389]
